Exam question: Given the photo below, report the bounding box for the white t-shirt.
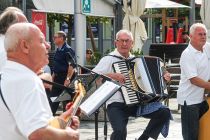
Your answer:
[93,49,134,105]
[177,43,210,105]
[0,61,52,140]
[0,34,7,72]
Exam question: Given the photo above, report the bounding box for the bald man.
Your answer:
[0,23,79,140]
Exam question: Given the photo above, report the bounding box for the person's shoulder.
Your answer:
[64,42,72,49]
[64,43,75,52]
[205,42,210,47]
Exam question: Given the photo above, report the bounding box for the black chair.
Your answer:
[165,58,181,110]
[149,43,187,62]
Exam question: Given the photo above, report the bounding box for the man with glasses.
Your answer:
[51,31,75,115]
[93,29,172,140]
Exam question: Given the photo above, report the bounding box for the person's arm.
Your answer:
[190,77,210,91]
[64,65,74,86]
[29,108,80,140]
[106,73,126,84]
[28,125,79,140]
[38,73,53,90]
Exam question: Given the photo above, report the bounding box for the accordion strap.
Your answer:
[106,55,125,60]
[0,75,10,112]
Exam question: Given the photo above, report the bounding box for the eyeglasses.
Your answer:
[54,36,61,38]
[117,39,132,44]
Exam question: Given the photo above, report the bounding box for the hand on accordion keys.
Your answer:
[107,73,126,84]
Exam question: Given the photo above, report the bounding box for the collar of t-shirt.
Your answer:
[188,43,204,54]
[111,48,134,59]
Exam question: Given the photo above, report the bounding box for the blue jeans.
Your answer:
[181,100,209,140]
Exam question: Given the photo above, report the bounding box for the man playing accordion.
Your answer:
[93,29,172,140]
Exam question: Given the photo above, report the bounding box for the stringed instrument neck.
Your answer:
[49,80,86,129]
[66,80,86,126]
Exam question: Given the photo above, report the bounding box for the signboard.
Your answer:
[31,11,46,37]
[82,0,91,13]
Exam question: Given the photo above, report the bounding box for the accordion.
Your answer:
[112,56,168,106]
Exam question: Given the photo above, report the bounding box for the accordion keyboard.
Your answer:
[113,61,139,105]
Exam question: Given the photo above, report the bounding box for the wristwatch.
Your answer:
[66,77,70,81]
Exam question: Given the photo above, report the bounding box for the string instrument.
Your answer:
[49,80,86,129]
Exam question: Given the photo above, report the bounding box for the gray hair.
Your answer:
[189,23,207,35]
[0,7,24,34]
[116,29,133,41]
[4,23,37,52]
[4,6,23,13]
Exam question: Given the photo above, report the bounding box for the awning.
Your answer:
[32,0,115,17]
[145,0,190,9]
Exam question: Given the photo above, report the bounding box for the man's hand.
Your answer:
[65,126,80,140]
[64,79,71,86]
[107,73,126,84]
[163,71,171,82]
[59,105,80,130]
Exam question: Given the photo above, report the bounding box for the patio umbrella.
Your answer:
[122,0,147,53]
[196,0,202,5]
[122,0,189,52]
[200,0,210,41]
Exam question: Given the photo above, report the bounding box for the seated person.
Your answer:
[86,49,94,65]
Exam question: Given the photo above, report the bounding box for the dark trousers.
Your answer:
[50,73,67,115]
[142,107,170,139]
[181,100,209,140]
[107,102,170,140]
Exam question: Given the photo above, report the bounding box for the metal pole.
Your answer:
[189,0,195,26]
[74,0,86,66]
[114,2,123,33]
[98,22,103,54]
[22,0,26,15]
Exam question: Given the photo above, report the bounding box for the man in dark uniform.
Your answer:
[50,31,75,115]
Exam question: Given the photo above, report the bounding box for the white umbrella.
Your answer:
[200,0,210,41]
[122,0,189,53]
[122,0,147,53]
[146,0,190,9]
[196,0,202,5]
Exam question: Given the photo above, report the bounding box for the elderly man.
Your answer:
[177,23,210,140]
[93,29,171,140]
[0,6,28,72]
[0,23,79,140]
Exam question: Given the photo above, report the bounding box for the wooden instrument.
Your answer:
[49,80,86,129]
[199,98,210,140]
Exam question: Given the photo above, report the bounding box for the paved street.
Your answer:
[79,99,183,140]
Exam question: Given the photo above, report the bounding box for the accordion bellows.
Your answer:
[112,56,168,106]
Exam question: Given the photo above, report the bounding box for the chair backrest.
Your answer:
[149,43,187,62]
[166,58,181,98]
